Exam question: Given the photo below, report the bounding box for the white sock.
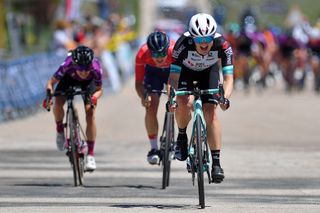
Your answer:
[149,138,158,150]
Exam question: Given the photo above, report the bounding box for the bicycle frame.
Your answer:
[174,85,221,209]
[49,87,90,187]
[145,85,175,189]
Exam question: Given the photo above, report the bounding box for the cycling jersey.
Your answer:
[53,54,103,86]
[135,41,175,82]
[171,32,233,75]
[170,32,234,104]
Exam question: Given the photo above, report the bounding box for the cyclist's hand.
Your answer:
[42,98,53,110]
[219,98,230,111]
[168,101,177,112]
[141,95,151,108]
[43,89,53,111]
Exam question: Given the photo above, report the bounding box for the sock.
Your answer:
[87,140,95,156]
[148,134,158,150]
[178,127,187,135]
[56,121,64,133]
[212,150,221,166]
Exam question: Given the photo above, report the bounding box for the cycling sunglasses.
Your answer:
[151,51,167,58]
[193,36,214,44]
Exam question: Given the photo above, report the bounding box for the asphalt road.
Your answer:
[0,78,320,213]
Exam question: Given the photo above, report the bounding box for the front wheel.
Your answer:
[69,112,83,187]
[161,112,174,189]
[195,115,205,208]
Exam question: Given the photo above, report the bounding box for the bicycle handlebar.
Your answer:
[144,85,176,111]
[169,82,228,107]
[45,87,95,111]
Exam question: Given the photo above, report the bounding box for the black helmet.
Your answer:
[147,31,169,53]
[72,46,94,66]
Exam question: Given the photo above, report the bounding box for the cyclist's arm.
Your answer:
[222,74,233,99]
[92,85,103,100]
[46,76,59,93]
[219,38,234,99]
[135,81,144,100]
[135,46,147,100]
[167,38,184,90]
[168,64,181,90]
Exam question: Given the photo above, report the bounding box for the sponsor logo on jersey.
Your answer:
[183,51,218,71]
[224,47,233,64]
[173,45,186,58]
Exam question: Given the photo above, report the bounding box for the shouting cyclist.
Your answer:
[44,45,103,171]
[168,13,233,183]
[135,31,175,165]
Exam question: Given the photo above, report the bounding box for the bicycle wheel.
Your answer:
[162,112,174,189]
[74,126,85,186]
[195,114,205,208]
[69,112,81,187]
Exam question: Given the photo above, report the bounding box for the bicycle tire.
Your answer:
[69,112,81,187]
[74,127,84,186]
[195,114,205,208]
[162,112,174,189]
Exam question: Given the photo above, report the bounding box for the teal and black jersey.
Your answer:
[171,32,233,75]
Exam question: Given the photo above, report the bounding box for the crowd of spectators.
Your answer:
[52,13,138,92]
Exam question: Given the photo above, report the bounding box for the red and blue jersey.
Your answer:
[135,41,175,82]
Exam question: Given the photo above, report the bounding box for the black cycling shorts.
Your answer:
[55,75,96,105]
[178,63,220,104]
[144,64,170,96]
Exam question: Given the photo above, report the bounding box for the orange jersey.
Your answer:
[135,41,175,82]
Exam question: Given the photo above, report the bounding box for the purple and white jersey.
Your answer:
[53,54,103,86]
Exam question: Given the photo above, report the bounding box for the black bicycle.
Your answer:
[144,86,176,189]
[46,86,93,187]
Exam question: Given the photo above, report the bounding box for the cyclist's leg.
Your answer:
[144,66,167,164]
[200,66,224,183]
[82,80,96,148]
[54,76,71,123]
[174,67,194,161]
[53,76,71,151]
[175,67,193,128]
[81,79,98,170]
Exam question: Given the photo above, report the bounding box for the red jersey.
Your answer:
[135,41,175,82]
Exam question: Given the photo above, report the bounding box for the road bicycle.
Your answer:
[144,85,176,189]
[46,86,93,187]
[171,82,226,208]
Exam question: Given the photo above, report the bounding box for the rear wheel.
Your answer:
[195,115,205,208]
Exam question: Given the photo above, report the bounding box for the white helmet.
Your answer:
[189,13,217,37]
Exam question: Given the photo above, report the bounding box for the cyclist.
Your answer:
[135,31,175,165]
[43,45,103,171]
[168,13,233,183]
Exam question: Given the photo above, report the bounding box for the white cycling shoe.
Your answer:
[147,149,160,165]
[85,155,96,171]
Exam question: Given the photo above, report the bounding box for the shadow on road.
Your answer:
[85,184,157,189]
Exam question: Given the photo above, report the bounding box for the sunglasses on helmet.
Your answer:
[193,36,214,44]
[151,51,167,58]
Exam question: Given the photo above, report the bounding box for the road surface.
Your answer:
[0,78,320,212]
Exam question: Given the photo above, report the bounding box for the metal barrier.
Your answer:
[0,46,135,123]
[0,52,64,122]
